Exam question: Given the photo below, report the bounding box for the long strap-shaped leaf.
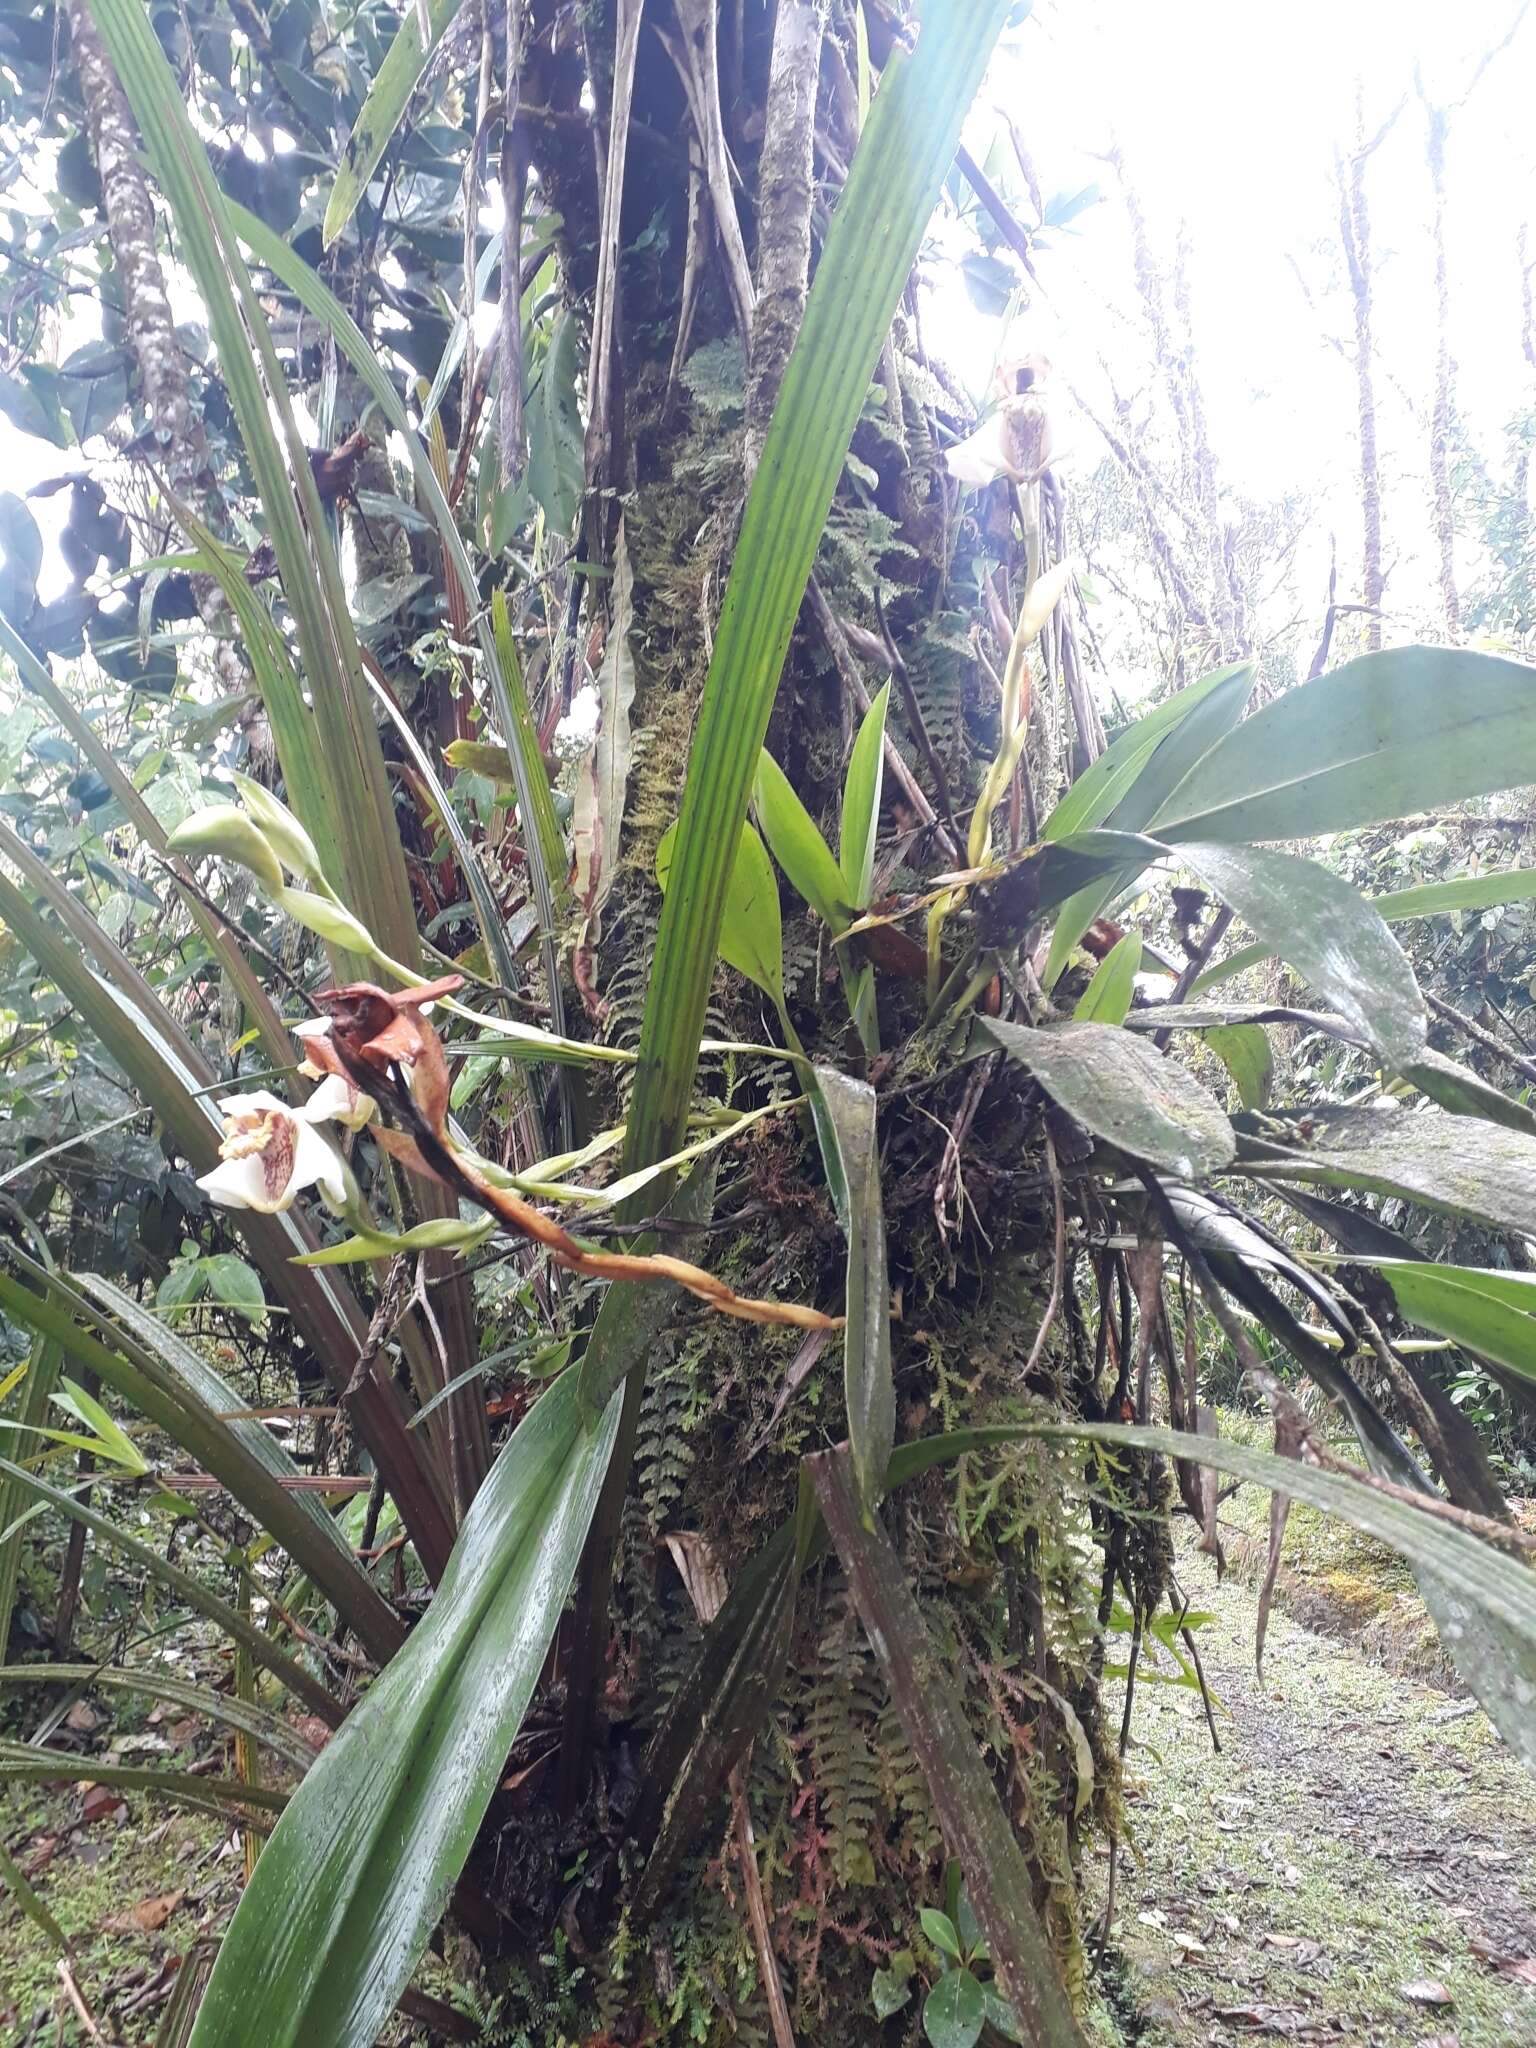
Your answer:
[0,1266,402,1663]
[0,836,457,1581]
[624,0,1011,1169]
[0,1455,340,1724]
[0,612,296,1079]
[185,1371,620,2048]
[810,1448,1086,2048]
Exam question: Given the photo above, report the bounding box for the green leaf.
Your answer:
[1235,1103,1536,1239]
[657,819,785,1007]
[872,1959,914,2020]
[526,309,584,540]
[0,368,71,448]
[1178,840,1425,1070]
[979,1019,1235,1179]
[920,1908,964,1961]
[0,1834,69,1956]
[809,1451,1081,2048]
[624,0,1014,1177]
[323,0,460,246]
[983,1985,1028,2043]
[51,1377,148,1474]
[924,1970,985,2048]
[1042,662,1254,990]
[0,1663,317,1771]
[1368,867,1536,922]
[754,748,854,931]
[1203,1023,1273,1111]
[186,1373,621,2048]
[1404,1047,1536,1136]
[1193,865,1536,997]
[810,1069,893,1516]
[1073,932,1141,1025]
[202,1254,267,1323]
[1342,1260,1536,1389]
[840,680,890,909]
[1043,663,1254,844]
[293,1216,495,1266]
[1155,646,1536,843]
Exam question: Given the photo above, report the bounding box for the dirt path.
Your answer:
[1093,1538,1536,2047]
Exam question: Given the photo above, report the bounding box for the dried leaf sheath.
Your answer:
[313,981,839,1334]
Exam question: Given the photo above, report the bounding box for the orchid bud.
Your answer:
[169,804,285,894]
[276,885,375,955]
[233,773,324,884]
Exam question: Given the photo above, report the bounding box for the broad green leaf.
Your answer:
[755,747,856,930]
[0,1740,286,1820]
[810,1068,893,1515]
[1073,932,1141,1025]
[1042,662,1253,843]
[293,1216,496,1266]
[1404,1047,1536,1136]
[1043,661,1255,987]
[187,1373,621,2048]
[1203,1023,1273,1111]
[1178,841,1425,1070]
[979,1019,1235,1179]
[625,0,1014,1176]
[323,0,460,246]
[657,818,785,1006]
[1369,867,1536,922]
[841,680,890,909]
[921,1908,964,1961]
[924,1969,985,2048]
[1235,1103,1536,1239]
[1344,1260,1536,1389]
[202,1254,267,1323]
[526,309,584,540]
[1192,857,1536,996]
[0,1835,68,1955]
[1155,647,1536,843]
[873,1959,914,2020]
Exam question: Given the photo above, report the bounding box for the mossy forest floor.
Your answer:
[3,1474,1534,2045]
[1091,1482,1536,2048]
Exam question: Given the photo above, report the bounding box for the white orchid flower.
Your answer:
[944,408,1018,486]
[292,1020,377,1128]
[197,1090,352,1214]
[303,1069,377,1132]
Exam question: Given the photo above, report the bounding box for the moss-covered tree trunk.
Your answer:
[466,8,1128,2038]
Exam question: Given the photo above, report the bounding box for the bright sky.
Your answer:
[936,0,1534,578]
[4,0,1532,638]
